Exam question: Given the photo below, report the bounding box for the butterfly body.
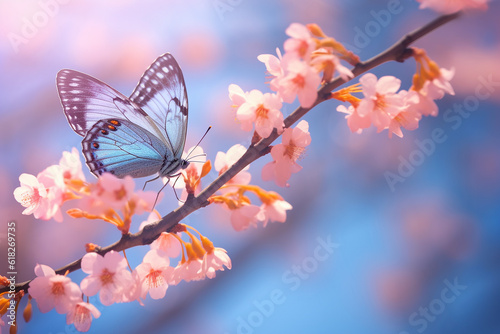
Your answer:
[57,53,189,180]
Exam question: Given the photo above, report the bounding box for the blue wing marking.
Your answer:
[82,118,168,178]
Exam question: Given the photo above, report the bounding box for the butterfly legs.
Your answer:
[171,174,185,203]
[149,174,184,210]
[143,175,161,191]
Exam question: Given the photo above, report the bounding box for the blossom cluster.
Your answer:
[10,149,232,331]
[13,148,86,223]
[10,142,296,331]
[19,223,230,331]
[171,144,294,231]
[13,148,157,233]
[335,48,455,138]
[229,23,356,140]
[229,23,350,188]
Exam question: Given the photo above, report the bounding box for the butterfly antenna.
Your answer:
[143,175,160,191]
[185,126,212,161]
[187,153,206,160]
[185,160,205,164]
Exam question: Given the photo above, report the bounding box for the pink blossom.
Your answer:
[228,84,247,107]
[277,57,321,108]
[151,232,182,258]
[14,174,49,217]
[417,0,488,14]
[172,146,206,202]
[284,23,316,60]
[121,270,143,304]
[261,195,293,226]
[311,53,354,81]
[66,302,101,332]
[262,120,311,187]
[28,264,82,314]
[387,90,422,138]
[230,204,264,231]
[37,165,65,190]
[36,166,65,221]
[409,67,454,118]
[231,86,284,138]
[258,50,283,77]
[424,67,455,98]
[59,147,86,181]
[135,250,174,299]
[215,144,251,189]
[200,248,232,279]
[95,173,135,209]
[81,173,135,215]
[171,259,204,284]
[80,251,135,306]
[357,73,405,132]
[410,87,440,117]
[258,49,284,91]
[129,190,159,215]
[14,171,65,222]
[337,104,372,133]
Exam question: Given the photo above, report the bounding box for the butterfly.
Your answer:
[56,53,190,182]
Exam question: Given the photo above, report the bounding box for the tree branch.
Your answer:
[2,12,461,294]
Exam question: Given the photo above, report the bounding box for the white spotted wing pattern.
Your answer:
[56,53,190,179]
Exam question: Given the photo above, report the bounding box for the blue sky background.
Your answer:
[1,0,499,333]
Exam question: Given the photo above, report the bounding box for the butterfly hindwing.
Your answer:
[57,69,158,138]
[130,53,188,158]
[82,118,170,178]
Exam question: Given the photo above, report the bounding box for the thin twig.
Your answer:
[3,12,461,294]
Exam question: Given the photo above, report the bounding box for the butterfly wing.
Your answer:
[57,69,165,141]
[129,53,188,159]
[82,118,168,178]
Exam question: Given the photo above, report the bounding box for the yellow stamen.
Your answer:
[331,84,362,107]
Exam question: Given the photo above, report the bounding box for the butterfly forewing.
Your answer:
[129,53,188,158]
[57,70,158,138]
